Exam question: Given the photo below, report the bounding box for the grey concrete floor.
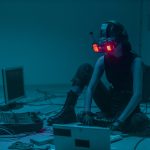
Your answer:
[0,85,150,150]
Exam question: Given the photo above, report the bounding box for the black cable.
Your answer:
[24,102,98,109]
[24,103,55,106]
[0,132,33,139]
[0,127,15,135]
[133,137,146,150]
[133,100,150,150]
[24,88,97,108]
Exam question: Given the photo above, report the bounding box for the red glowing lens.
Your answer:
[92,40,116,53]
[106,45,113,52]
[92,43,101,53]
[104,41,116,52]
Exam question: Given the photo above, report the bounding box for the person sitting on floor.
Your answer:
[47,20,150,134]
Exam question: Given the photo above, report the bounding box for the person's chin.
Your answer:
[106,52,114,56]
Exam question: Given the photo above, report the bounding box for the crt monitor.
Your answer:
[2,66,25,104]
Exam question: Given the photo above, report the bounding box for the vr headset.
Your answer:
[91,21,128,53]
[92,38,117,53]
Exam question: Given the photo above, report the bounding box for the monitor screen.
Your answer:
[2,67,25,104]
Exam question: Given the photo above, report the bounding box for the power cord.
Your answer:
[133,102,150,150]
[133,137,146,150]
[25,88,97,108]
[0,127,15,135]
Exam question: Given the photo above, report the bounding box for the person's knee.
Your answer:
[71,63,93,88]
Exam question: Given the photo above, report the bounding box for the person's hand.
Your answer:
[82,112,93,125]
[110,120,123,131]
[77,111,94,125]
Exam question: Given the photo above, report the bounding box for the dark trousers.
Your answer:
[93,80,149,133]
[92,80,132,118]
[72,63,149,133]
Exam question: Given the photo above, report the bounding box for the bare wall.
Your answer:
[0,0,144,85]
[141,0,150,65]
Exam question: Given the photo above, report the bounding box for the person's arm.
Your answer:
[117,57,143,123]
[84,56,105,112]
